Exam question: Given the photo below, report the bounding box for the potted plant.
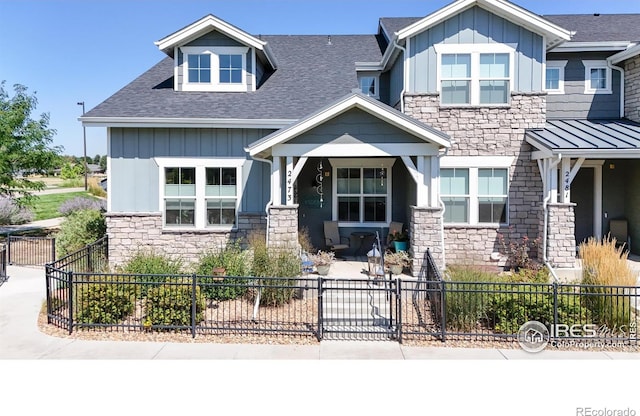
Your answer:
[389,229,409,252]
[384,250,411,275]
[308,250,335,276]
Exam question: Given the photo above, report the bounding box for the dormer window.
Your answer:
[181,46,249,92]
[358,75,379,98]
[435,44,514,106]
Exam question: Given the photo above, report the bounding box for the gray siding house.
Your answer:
[81,0,640,276]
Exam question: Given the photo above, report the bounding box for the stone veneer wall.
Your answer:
[106,212,266,268]
[625,55,640,123]
[544,203,576,269]
[410,206,443,276]
[267,205,299,249]
[404,93,546,267]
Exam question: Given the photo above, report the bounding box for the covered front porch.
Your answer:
[246,93,451,275]
[527,119,640,270]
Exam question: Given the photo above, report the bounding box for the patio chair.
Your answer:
[609,219,631,252]
[386,221,403,246]
[323,221,350,254]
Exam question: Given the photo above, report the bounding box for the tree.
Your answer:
[0,82,62,205]
[99,155,107,172]
[93,154,101,164]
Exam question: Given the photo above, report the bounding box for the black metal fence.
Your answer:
[7,235,56,266]
[0,245,7,284]
[45,245,640,346]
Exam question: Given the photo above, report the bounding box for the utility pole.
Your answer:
[77,101,88,190]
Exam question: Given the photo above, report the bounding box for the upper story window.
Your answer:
[436,44,514,106]
[545,61,567,94]
[583,60,612,94]
[358,76,378,98]
[181,46,249,92]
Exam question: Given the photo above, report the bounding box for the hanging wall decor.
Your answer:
[316,160,324,208]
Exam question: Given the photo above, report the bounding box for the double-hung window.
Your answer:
[330,158,394,226]
[583,60,612,94]
[157,158,245,230]
[181,46,249,92]
[545,61,567,94]
[436,44,514,106]
[440,157,512,225]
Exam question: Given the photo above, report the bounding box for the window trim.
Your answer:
[181,46,249,92]
[155,157,246,230]
[583,60,612,94]
[329,158,395,227]
[545,60,567,94]
[440,156,512,226]
[435,43,515,107]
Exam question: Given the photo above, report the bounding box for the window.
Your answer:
[157,158,245,229]
[436,44,514,106]
[187,54,211,83]
[181,46,249,92]
[359,76,378,97]
[545,61,566,94]
[330,158,394,226]
[583,60,612,94]
[440,157,512,225]
[219,54,243,84]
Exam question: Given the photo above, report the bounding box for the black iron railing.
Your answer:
[7,235,56,266]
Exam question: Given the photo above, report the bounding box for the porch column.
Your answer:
[546,203,577,268]
[410,206,444,277]
[267,205,299,250]
[272,157,282,205]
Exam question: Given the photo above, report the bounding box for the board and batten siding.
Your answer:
[109,127,274,213]
[407,6,544,93]
[546,52,622,119]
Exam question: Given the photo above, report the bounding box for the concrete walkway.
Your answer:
[1,265,639,360]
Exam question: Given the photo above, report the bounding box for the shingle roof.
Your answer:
[543,14,640,43]
[379,17,421,38]
[525,119,640,156]
[85,34,383,120]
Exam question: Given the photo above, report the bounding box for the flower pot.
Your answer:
[316,264,331,276]
[389,264,404,275]
[393,241,408,252]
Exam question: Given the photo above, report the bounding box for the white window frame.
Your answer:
[358,75,379,98]
[583,60,612,94]
[155,157,246,230]
[329,158,395,227]
[440,156,513,226]
[435,43,515,106]
[545,60,567,94]
[181,46,249,92]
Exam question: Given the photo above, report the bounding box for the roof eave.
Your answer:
[552,41,633,53]
[79,116,294,129]
[609,43,640,64]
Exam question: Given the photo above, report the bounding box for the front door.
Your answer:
[572,168,594,245]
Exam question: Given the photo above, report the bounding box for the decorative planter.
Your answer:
[316,264,331,276]
[393,241,408,252]
[212,267,226,281]
[389,264,404,275]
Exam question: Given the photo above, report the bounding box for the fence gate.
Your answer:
[319,278,399,341]
[7,236,56,266]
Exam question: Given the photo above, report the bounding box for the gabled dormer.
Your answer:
[380,0,572,108]
[154,15,277,93]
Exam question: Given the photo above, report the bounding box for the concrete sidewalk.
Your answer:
[1,265,639,360]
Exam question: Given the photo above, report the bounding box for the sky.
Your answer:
[1,0,640,158]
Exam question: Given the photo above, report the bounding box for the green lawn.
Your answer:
[32,191,97,221]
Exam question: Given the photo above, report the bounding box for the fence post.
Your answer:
[396,278,402,344]
[68,271,74,335]
[552,282,558,342]
[191,274,197,339]
[7,235,11,265]
[87,243,93,272]
[441,281,447,342]
[51,237,56,264]
[317,277,323,341]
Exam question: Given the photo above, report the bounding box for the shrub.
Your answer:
[59,196,106,216]
[0,197,34,225]
[498,232,541,271]
[120,250,183,296]
[196,242,250,300]
[55,209,106,256]
[248,237,300,307]
[579,237,636,329]
[144,282,205,327]
[88,177,106,198]
[76,277,136,324]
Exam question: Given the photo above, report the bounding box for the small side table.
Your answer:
[351,231,374,256]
